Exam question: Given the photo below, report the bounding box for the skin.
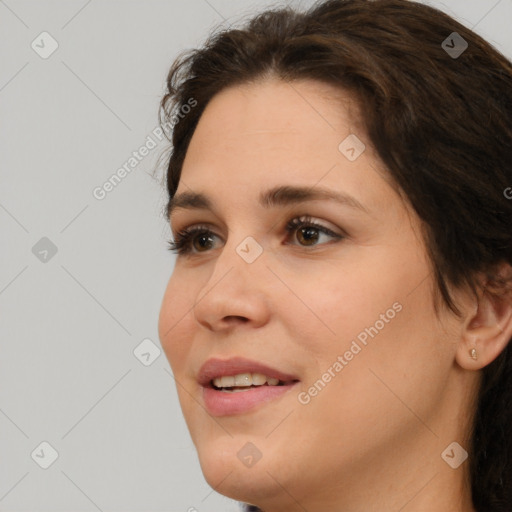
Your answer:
[158,78,512,512]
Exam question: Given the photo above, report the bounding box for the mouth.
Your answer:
[198,357,300,416]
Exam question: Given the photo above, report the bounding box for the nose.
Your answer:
[192,237,272,333]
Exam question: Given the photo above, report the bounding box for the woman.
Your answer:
[157,0,512,510]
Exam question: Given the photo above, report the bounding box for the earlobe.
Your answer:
[456,278,512,371]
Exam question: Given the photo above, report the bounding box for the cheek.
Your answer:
[287,292,446,479]
[281,242,446,414]
[307,275,448,428]
[158,273,197,375]
[271,250,405,353]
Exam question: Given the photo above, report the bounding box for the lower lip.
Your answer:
[202,383,299,416]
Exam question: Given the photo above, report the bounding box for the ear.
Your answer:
[456,263,512,370]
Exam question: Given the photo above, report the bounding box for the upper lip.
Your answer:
[198,356,300,387]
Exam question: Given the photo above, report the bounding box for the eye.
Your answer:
[167,224,219,255]
[284,215,343,247]
[167,215,344,256]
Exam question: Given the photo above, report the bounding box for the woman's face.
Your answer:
[158,79,472,510]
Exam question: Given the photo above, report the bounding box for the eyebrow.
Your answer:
[166,184,368,220]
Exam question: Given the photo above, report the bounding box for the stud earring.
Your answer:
[469,348,478,360]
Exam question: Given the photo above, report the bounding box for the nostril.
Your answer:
[223,316,249,324]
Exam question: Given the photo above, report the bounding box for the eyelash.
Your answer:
[167,215,344,256]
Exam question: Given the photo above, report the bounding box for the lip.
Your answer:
[198,356,300,416]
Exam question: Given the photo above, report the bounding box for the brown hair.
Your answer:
[159,1,512,510]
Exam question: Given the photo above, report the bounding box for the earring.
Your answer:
[469,348,478,360]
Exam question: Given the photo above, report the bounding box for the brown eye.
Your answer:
[168,216,344,257]
[167,225,220,256]
[295,226,320,246]
[192,233,215,252]
[285,216,344,248]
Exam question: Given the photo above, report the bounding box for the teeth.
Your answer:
[212,372,283,389]
[234,373,252,386]
[219,375,235,388]
[251,373,267,385]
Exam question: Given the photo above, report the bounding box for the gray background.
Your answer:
[1,0,511,510]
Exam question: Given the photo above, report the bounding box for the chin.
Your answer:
[195,434,286,504]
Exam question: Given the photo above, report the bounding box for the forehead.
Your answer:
[186,77,362,146]
[174,78,395,218]
[181,79,365,176]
